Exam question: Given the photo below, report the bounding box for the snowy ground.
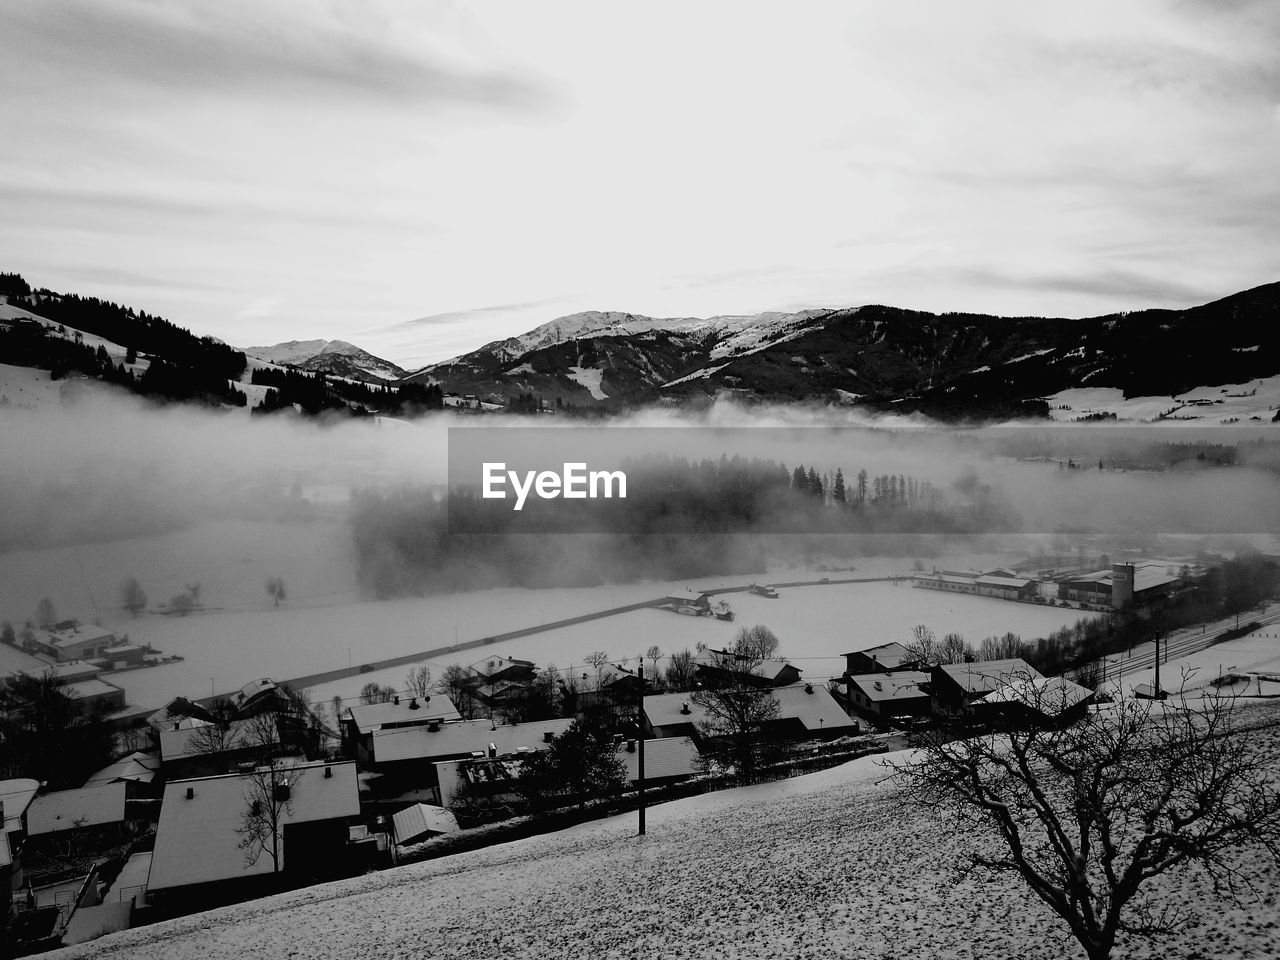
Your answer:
[53,707,1280,960]
[1113,621,1280,701]
[1046,374,1280,424]
[1,520,1092,717]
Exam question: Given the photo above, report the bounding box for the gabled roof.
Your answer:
[977,675,1094,717]
[617,737,699,781]
[26,782,128,835]
[694,653,800,683]
[1,778,40,869]
[371,717,575,765]
[843,641,913,670]
[146,697,213,731]
[148,761,360,891]
[232,678,278,710]
[346,694,461,735]
[391,803,459,845]
[159,718,257,762]
[644,683,856,735]
[934,659,1041,696]
[85,752,161,787]
[974,574,1036,589]
[847,671,930,703]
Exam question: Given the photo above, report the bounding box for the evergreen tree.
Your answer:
[832,468,846,504]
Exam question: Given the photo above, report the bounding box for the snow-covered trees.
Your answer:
[890,693,1280,960]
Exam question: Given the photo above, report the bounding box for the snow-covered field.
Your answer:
[1116,621,1280,700]
[0,519,1093,715]
[53,709,1280,960]
[1046,374,1280,424]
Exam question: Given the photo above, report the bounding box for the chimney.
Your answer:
[625,739,636,753]
[393,696,400,706]
[487,742,497,758]
[185,786,195,800]
[804,683,814,694]
[324,766,333,779]
[427,720,441,732]
[680,702,691,715]
[274,782,291,802]
[409,698,419,710]
[542,730,554,743]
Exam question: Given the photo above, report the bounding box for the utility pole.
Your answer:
[1154,633,1162,700]
[638,662,646,836]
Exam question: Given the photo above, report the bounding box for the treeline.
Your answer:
[0,322,247,406]
[13,285,247,381]
[249,367,443,417]
[352,454,1001,596]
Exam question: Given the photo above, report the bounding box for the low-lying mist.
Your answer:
[1,382,1277,589]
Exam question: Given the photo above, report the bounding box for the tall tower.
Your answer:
[1111,562,1135,609]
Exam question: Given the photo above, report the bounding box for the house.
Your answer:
[19,661,103,684]
[843,641,914,675]
[341,693,462,765]
[95,643,146,670]
[467,656,538,714]
[231,677,284,716]
[1,778,40,915]
[840,671,932,724]
[974,674,1094,727]
[158,717,264,779]
[929,658,1041,719]
[62,678,126,713]
[25,783,130,838]
[33,625,117,662]
[914,569,1039,601]
[643,683,857,742]
[365,717,575,804]
[390,803,459,846]
[147,761,361,900]
[693,651,802,689]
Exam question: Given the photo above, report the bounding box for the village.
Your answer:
[5,545,1277,953]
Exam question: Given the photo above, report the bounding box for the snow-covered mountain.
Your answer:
[403,282,1280,420]
[242,339,407,383]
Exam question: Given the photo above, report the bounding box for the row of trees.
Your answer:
[789,464,944,511]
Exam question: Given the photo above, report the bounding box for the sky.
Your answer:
[3,0,1280,369]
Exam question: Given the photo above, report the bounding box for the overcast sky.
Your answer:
[3,1,1279,368]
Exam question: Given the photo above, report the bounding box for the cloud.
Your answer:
[1,0,549,109]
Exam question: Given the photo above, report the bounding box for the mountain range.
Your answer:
[398,282,1280,419]
[241,339,408,384]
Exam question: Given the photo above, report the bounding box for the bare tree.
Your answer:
[664,649,697,692]
[889,692,1280,960]
[438,664,475,718]
[938,631,971,664]
[732,624,780,660]
[188,697,240,773]
[691,650,781,783]
[185,582,202,608]
[265,576,287,607]
[169,592,195,616]
[359,681,396,705]
[903,624,937,664]
[121,577,147,616]
[980,631,1026,661]
[584,651,611,691]
[645,645,663,678]
[35,596,56,630]
[404,665,433,699]
[235,712,304,875]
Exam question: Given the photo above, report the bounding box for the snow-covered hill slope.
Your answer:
[56,720,1280,959]
[242,340,407,383]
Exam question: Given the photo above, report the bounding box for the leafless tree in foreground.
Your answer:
[235,712,304,874]
[888,691,1280,960]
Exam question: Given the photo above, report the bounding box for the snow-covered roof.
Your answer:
[346,694,461,735]
[46,624,115,649]
[159,718,256,762]
[935,659,1041,696]
[27,782,128,835]
[847,672,930,703]
[371,718,574,765]
[974,575,1036,589]
[977,675,1094,717]
[149,761,360,891]
[84,752,161,787]
[843,642,913,670]
[1,778,40,868]
[20,660,102,683]
[63,678,124,701]
[645,683,856,735]
[391,803,459,845]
